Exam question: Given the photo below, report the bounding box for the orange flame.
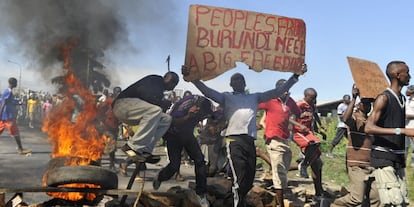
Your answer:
[42,39,106,201]
[46,183,102,201]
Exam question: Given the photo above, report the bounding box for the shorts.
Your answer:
[293,131,320,150]
[0,120,19,136]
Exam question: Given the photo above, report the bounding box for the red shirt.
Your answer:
[294,99,314,131]
[258,97,300,139]
[99,97,119,129]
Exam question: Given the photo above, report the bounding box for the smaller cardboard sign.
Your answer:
[347,56,389,99]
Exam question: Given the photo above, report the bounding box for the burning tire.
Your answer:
[46,157,101,169]
[46,165,118,189]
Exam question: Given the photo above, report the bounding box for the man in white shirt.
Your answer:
[327,94,351,157]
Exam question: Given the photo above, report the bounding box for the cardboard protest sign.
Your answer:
[184,4,306,81]
[347,56,389,98]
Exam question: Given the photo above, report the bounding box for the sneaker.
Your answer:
[152,178,161,190]
[198,194,210,207]
[17,149,32,155]
[325,152,334,158]
[297,161,309,178]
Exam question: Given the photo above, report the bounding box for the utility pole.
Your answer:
[7,60,22,94]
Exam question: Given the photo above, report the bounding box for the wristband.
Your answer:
[395,128,401,135]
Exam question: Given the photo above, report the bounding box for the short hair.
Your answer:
[385,60,406,80]
[230,73,245,81]
[113,86,121,93]
[343,94,350,100]
[304,87,317,96]
[164,71,179,85]
[183,90,192,97]
[8,77,17,85]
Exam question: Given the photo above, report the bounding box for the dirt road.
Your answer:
[0,125,339,206]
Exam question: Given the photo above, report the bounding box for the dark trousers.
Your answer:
[331,127,348,146]
[207,137,227,176]
[227,135,256,207]
[158,129,207,195]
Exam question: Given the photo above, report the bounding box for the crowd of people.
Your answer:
[1,60,413,207]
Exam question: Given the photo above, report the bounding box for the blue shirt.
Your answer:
[192,74,298,138]
[1,88,17,120]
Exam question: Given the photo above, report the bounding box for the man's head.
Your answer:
[406,85,414,97]
[385,61,410,87]
[343,94,351,105]
[275,79,289,100]
[303,88,317,105]
[8,77,17,89]
[183,90,192,97]
[230,73,246,93]
[102,88,109,96]
[188,95,213,119]
[163,71,179,91]
[195,96,213,115]
[112,86,122,98]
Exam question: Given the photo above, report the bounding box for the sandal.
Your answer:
[119,162,128,177]
[17,149,32,155]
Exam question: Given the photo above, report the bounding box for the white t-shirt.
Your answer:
[405,97,414,128]
[337,102,348,128]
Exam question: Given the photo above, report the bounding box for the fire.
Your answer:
[42,39,106,201]
[49,183,102,202]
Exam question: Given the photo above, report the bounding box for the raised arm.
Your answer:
[191,80,225,104]
[182,65,225,104]
[342,85,358,125]
[258,64,307,103]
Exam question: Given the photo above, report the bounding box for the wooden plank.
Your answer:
[0,192,4,207]
[184,4,306,81]
[347,56,389,99]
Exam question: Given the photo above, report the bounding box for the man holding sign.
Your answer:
[183,5,307,206]
[182,64,307,207]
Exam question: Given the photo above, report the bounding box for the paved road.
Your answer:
[0,125,197,206]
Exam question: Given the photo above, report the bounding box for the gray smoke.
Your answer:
[0,0,178,89]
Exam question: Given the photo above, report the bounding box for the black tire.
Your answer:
[46,165,118,189]
[46,157,101,169]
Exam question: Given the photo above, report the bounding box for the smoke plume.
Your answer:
[0,0,178,91]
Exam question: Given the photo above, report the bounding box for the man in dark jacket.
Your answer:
[153,94,214,207]
[112,72,179,168]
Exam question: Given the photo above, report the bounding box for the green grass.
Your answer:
[255,118,414,201]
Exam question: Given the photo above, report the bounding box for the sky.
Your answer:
[0,0,414,103]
